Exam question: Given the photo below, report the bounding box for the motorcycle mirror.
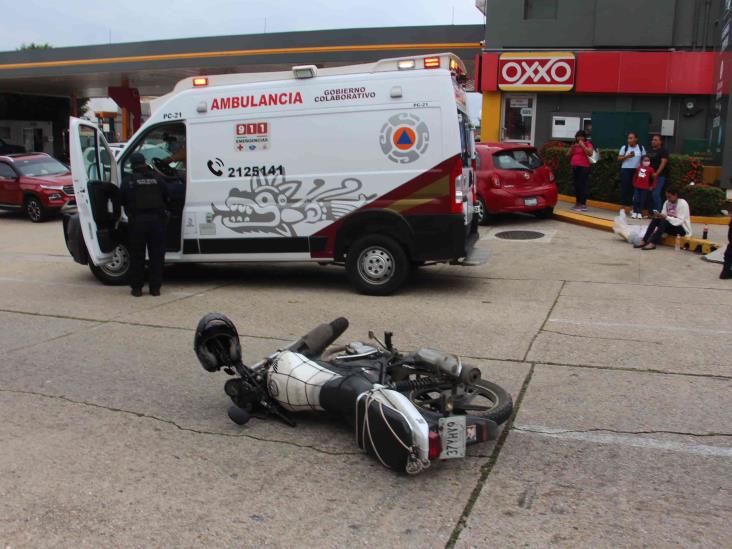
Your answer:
[384,331,393,351]
[368,330,388,350]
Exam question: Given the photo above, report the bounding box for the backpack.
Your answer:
[622,144,645,156]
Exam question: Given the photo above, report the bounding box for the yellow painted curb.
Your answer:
[553,210,614,231]
[553,210,721,252]
[557,194,730,225]
[660,236,721,254]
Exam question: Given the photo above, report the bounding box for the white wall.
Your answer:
[0,120,53,153]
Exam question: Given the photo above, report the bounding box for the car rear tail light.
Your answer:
[491,174,502,188]
[428,431,441,460]
[424,56,441,69]
[450,156,464,214]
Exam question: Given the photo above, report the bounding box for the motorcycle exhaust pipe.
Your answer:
[458,366,482,385]
[415,348,482,384]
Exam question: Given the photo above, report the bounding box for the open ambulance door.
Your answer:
[458,112,475,228]
[69,117,121,266]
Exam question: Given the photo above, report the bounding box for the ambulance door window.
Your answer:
[80,125,102,181]
[120,123,186,180]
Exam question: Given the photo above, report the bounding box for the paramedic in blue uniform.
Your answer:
[120,152,169,297]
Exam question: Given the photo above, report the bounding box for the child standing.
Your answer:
[631,155,656,219]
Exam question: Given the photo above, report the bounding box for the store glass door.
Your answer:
[501,94,536,144]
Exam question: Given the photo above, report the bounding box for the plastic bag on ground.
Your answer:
[613,209,647,245]
[613,209,631,241]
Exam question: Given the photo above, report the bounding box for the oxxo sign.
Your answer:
[498,52,576,92]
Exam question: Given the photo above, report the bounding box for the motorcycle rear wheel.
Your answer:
[406,379,513,425]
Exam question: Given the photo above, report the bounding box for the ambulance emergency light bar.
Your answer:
[390,53,465,75]
[164,53,465,100]
[292,65,318,79]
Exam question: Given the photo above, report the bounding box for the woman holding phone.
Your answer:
[566,130,594,212]
[618,132,645,209]
[635,187,691,250]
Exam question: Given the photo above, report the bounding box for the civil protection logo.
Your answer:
[379,113,429,163]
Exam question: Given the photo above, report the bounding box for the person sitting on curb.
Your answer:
[634,187,691,250]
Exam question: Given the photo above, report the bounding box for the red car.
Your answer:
[474,143,557,224]
[0,153,75,222]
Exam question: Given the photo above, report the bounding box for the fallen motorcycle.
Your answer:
[194,314,513,474]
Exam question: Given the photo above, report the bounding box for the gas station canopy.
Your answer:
[0,25,483,98]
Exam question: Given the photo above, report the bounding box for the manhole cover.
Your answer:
[494,230,545,240]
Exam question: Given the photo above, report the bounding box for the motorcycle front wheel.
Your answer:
[406,379,513,425]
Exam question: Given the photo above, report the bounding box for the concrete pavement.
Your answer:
[0,209,730,548]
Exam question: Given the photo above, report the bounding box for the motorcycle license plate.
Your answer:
[524,198,538,207]
[438,416,466,459]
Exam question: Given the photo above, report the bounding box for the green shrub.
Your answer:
[540,147,719,213]
[667,155,704,188]
[680,184,726,216]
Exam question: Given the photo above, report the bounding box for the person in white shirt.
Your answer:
[635,188,692,250]
[617,132,646,209]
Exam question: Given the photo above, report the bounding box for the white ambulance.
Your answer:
[63,53,483,295]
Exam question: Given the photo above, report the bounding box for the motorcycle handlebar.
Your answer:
[287,317,349,358]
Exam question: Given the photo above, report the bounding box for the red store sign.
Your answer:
[497,52,576,92]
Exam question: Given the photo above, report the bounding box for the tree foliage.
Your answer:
[17,42,53,50]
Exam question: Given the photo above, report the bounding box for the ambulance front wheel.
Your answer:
[88,243,131,285]
[346,234,409,296]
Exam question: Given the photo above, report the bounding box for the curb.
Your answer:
[557,194,730,225]
[553,209,721,253]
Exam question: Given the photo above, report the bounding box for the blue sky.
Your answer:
[0,0,484,51]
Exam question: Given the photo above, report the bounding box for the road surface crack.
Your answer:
[0,388,362,457]
[540,328,663,345]
[445,363,536,549]
[523,280,566,362]
[513,425,732,438]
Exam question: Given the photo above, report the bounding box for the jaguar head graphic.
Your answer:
[211,174,375,237]
[211,176,302,236]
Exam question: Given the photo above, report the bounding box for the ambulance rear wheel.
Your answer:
[89,243,131,285]
[346,234,408,296]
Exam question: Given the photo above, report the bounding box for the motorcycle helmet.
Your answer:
[194,313,242,372]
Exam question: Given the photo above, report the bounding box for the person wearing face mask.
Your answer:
[631,155,656,219]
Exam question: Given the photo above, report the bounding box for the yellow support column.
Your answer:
[481,91,501,143]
